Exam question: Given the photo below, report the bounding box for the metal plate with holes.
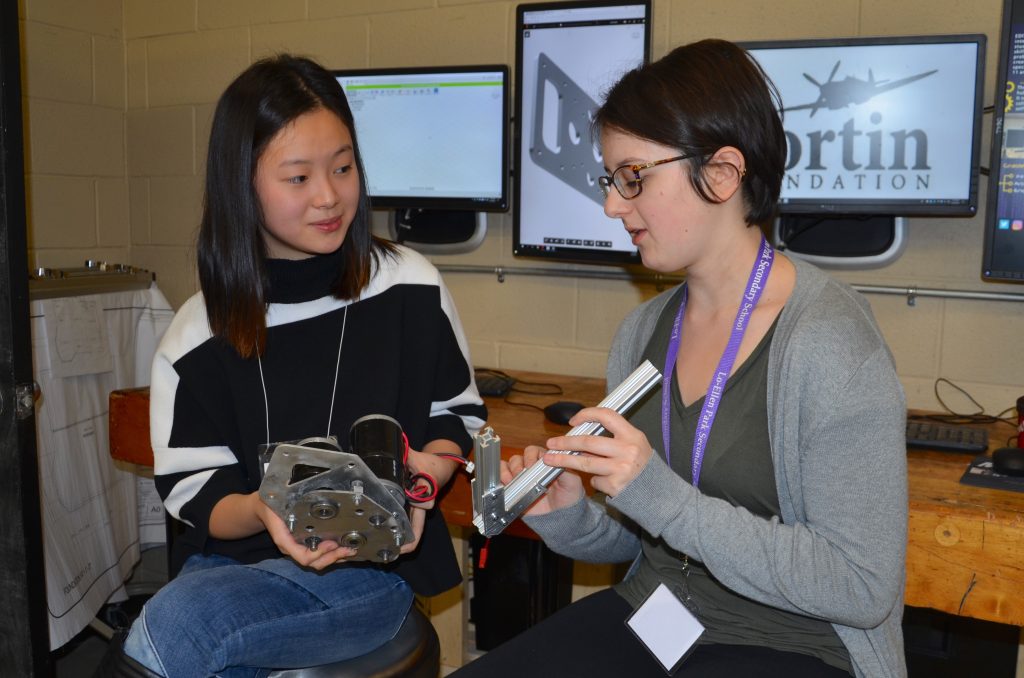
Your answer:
[259,443,414,563]
[530,52,605,206]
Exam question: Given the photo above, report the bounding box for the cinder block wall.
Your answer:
[19,0,1024,414]
[19,0,130,270]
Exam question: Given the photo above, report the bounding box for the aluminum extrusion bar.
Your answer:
[472,360,661,535]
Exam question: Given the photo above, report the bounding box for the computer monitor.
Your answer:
[744,35,985,217]
[984,0,1024,282]
[742,35,984,268]
[334,65,509,251]
[512,0,651,265]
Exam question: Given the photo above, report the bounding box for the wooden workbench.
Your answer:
[109,372,1024,628]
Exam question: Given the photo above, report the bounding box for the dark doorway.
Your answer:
[0,3,53,676]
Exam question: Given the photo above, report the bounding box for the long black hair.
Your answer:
[595,39,786,226]
[197,54,394,358]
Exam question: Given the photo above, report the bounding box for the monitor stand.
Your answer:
[772,214,907,269]
[388,209,487,254]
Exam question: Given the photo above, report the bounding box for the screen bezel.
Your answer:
[333,64,510,212]
[983,0,1024,282]
[743,34,986,218]
[511,0,651,265]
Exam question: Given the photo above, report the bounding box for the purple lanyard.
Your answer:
[661,235,774,487]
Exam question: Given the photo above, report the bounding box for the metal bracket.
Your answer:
[259,441,413,563]
[471,360,662,537]
[530,52,605,206]
[14,382,39,421]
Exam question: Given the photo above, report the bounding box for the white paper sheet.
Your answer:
[32,284,173,649]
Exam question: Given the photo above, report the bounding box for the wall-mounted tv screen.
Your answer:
[984,0,1024,282]
[745,35,985,217]
[512,0,651,265]
[334,65,509,212]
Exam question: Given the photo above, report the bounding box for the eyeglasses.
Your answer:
[598,155,692,200]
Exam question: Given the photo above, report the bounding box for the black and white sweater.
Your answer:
[149,244,486,595]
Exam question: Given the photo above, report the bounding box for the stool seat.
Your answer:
[267,606,440,678]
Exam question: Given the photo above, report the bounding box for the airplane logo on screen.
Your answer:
[784,61,937,117]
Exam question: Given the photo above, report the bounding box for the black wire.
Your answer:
[474,367,563,403]
[474,368,512,379]
[509,379,563,396]
[406,472,437,503]
[495,399,544,413]
[504,375,563,411]
[905,378,1018,428]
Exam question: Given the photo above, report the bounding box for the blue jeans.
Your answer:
[124,554,413,678]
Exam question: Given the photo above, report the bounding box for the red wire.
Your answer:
[406,472,437,502]
[400,432,468,502]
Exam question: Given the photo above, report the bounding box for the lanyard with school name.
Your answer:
[661,235,774,487]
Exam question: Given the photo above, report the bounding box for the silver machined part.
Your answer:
[296,436,342,451]
[471,360,662,537]
[259,442,414,563]
[341,532,366,549]
[310,500,338,520]
[470,427,503,523]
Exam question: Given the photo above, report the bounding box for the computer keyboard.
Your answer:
[475,371,516,397]
[906,420,989,454]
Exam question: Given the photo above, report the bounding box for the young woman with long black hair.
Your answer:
[102,54,485,677]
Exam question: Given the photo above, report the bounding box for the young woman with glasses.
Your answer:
[452,39,906,678]
[96,54,486,676]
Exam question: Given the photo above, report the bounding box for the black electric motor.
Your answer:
[349,414,407,502]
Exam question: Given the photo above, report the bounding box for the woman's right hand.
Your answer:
[500,445,585,516]
[251,493,358,570]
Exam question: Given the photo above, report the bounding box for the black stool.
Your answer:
[268,606,440,678]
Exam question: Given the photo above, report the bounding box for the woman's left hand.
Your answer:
[540,407,654,497]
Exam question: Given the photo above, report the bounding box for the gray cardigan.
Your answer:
[525,258,908,678]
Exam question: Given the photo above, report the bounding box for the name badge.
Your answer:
[625,583,705,674]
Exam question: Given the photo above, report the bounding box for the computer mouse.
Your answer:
[992,447,1024,477]
[543,400,584,426]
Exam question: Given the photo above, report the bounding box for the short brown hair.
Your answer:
[595,39,786,226]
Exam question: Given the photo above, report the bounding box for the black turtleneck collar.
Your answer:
[264,246,344,304]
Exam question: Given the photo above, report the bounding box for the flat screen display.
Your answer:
[334,65,509,211]
[984,0,1024,282]
[512,0,651,264]
[745,35,985,217]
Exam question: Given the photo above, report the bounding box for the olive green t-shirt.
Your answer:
[614,286,852,674]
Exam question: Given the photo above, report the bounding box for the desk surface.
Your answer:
[109,371,1024,627]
